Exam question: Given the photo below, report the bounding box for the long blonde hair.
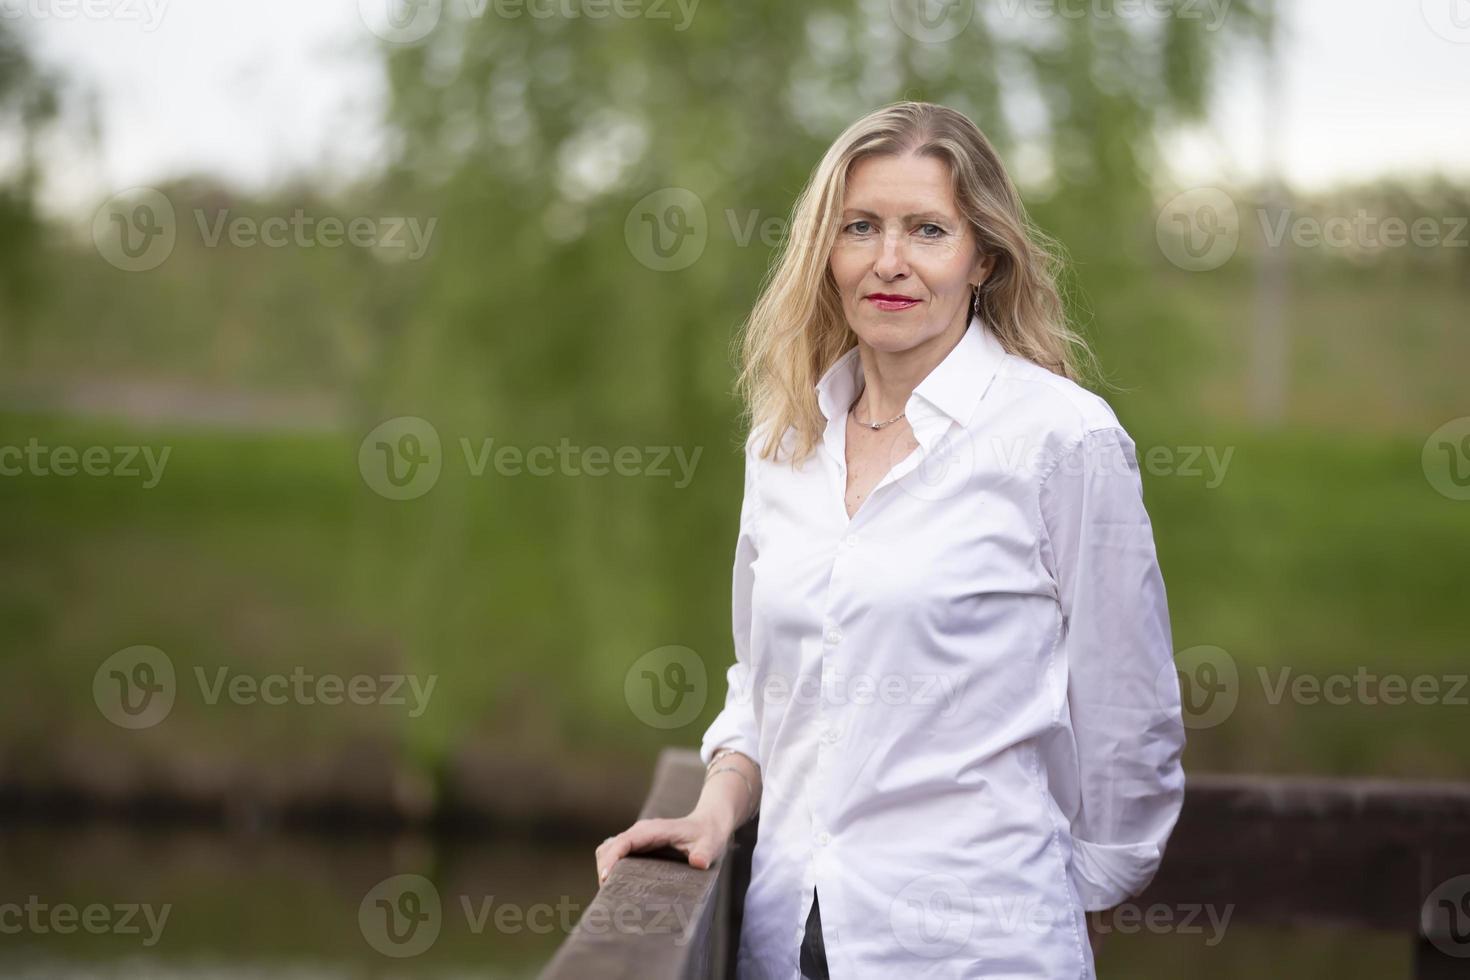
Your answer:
[733,100,1098,464]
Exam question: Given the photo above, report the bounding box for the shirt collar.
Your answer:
[815,312,1008,431]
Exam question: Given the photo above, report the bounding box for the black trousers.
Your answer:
[799,888,830,979]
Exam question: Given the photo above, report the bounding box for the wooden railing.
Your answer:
[539,748,755,979]
[541,749,1470,979]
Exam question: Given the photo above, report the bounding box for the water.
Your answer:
[0,824,1417,977]
[0,824,601,979]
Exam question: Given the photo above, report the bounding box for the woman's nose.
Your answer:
[873,232,909,278]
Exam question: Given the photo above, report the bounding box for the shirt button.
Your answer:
[824,628,842,646]
[843,533,858,548]
[817,831,832,845]
[822,727,840,744]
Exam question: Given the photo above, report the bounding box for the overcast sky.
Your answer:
[14,0,1470,218]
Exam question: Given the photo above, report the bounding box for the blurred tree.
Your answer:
[363,0,1267,763]
[0,22,59,361]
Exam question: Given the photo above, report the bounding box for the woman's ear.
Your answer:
[972,250,996,290]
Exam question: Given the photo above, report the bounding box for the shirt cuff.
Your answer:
[698,719,758,769]
[1069,836,1162,911]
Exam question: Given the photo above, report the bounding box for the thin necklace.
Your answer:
[851,397,905,430]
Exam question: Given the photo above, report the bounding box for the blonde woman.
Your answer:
[597,100,1186,979]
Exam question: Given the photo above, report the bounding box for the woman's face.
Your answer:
[828,151,993,355]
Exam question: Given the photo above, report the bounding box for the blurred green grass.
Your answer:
[2,401,1465,792]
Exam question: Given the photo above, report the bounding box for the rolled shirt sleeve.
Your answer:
[698,433,763,769]
[1038,424,1187,911]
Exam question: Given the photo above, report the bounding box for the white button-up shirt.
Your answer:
[699,314,1186,979]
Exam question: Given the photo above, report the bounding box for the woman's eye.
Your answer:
[917,223,945,238]
[846,220,873,235]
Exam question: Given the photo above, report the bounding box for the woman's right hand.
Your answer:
[594,809,732,886]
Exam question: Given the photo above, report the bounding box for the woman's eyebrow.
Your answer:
[841,208,956,223]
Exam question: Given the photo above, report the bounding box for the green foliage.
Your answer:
[0,3,1465,802]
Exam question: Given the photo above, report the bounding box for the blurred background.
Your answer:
[0,0,1466,976]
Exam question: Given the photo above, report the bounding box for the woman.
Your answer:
[596,101,1187,979]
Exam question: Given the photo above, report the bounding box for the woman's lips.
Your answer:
[866,295,920,311]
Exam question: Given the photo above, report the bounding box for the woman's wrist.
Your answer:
[697,748,760,834]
